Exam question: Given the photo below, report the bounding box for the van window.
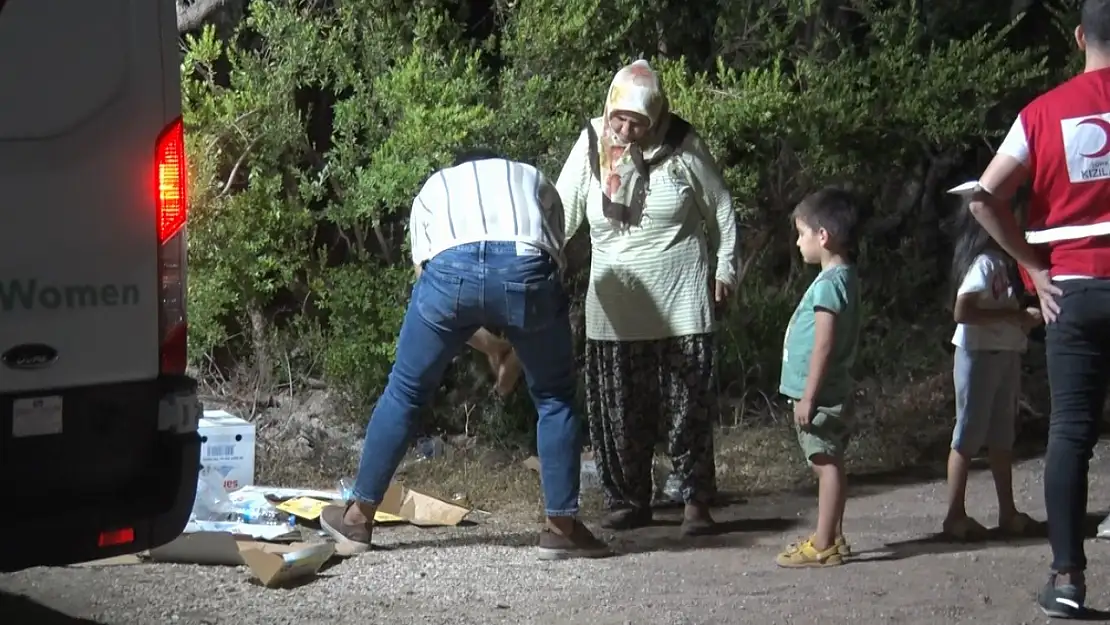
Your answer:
[0,0,129,140]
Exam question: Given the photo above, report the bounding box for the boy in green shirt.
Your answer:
[776,188,863,568]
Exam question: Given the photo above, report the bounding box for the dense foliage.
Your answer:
[182,0,1083,446]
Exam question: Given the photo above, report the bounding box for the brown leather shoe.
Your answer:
[537,521,613,561]
[320,503,372,554]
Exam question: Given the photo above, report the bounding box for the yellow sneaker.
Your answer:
[784,534,850,557]
[775,538,844,568]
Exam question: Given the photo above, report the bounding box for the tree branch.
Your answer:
[300,138,396,264]
[219,135,263,196]
[177,0,235,33]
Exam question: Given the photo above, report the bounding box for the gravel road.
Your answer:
[7,444,1110,625]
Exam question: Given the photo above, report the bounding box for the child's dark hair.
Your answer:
[950,200,1006,301]
[792,187,862,256]
[453,147,504,166]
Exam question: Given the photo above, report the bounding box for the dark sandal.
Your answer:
[680,517,716,537]
[998,512,1042,537]
[942,516,989,541]
[600,507,652,530]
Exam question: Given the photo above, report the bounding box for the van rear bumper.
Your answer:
[0,375,202,572]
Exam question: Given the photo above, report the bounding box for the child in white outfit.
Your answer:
[945,205,1042,540]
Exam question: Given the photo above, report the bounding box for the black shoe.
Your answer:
[1037,573,1086,619]
[680,503,716,537]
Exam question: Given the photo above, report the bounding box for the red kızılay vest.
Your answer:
[1017,67,1110,290]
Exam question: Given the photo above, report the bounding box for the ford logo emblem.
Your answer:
[1,344,59,370]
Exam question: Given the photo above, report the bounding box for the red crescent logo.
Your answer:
[1077,117,1110,158]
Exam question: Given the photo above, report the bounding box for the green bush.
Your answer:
[181,0,1077,442]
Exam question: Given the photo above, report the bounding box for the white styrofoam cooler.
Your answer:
[199,410,255,492]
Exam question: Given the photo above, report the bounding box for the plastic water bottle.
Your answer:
[229,507,296,527]
[415,436,445,460]
[338,477,355,501]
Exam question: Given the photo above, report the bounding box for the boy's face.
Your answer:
[794,217,827,264]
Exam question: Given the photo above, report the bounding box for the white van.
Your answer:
[0,0,201,570]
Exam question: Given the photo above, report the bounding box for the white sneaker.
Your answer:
[1097,512,1110,539]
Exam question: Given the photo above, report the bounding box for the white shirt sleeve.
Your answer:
[409,182,436,266]
[682,131,738,286]
[555,127,593,241]
[536,171,566,246]
[956,254,993,296]
[997,117,1030,165]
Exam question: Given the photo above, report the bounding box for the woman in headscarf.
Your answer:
[555,60,738,535]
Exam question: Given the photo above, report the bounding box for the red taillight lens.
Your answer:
[98,527,135,548]
[157,117,188,376]
[161,321,187,375]
[156,118,187,244]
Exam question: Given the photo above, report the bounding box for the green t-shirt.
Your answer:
[779,263,861,406]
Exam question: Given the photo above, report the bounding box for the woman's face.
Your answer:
[608,110,651,144]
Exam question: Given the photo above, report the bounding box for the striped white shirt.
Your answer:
[409,158,566,267]
[556,119,738,341]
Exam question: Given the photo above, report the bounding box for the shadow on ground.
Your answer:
[1074,609,1110,622]
[0,591,104,625]
[793,412,1110,505]
[379,496,806,555]
[606,514,803,555]
[854,512,1107,562]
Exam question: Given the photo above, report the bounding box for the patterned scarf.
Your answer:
[598,60,671,230]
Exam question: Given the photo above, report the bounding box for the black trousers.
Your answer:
[1044,278,1110,572]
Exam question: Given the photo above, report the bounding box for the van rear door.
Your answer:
[0,0,166,393]
[0,0,188,515]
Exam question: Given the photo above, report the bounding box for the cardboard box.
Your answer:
[377,481,470,527]
[199,410,255,491]
[241,542,336,588]
[236,484,470,526]
[148,532,336,587]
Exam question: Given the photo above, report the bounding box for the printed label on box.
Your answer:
[204,442,240,460]
[199,411,256,490]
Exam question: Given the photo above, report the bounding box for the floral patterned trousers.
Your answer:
[584,333,718,510]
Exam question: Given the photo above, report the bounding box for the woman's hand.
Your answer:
[714,280,732,303]
[1028,267,1063,323]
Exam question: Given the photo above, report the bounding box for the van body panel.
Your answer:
[0,0,200,571]
[0,0,166,393]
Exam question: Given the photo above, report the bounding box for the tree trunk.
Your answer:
[247,304,273,389]
[177,0,239,33]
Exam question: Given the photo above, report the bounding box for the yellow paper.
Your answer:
[374,511,405,524]
[275,497,329,521]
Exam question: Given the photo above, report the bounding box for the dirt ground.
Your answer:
[6,441,1110,625]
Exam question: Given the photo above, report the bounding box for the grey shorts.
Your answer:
[952,347,1021,454]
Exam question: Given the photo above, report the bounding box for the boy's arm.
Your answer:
[795,309,836,427]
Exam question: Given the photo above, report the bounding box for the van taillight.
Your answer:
[157,118,188,375]
[98,527,135,548]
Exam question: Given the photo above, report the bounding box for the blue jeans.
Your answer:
[351,241,581,516]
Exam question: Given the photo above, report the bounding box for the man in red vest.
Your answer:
[969,0,1110,618]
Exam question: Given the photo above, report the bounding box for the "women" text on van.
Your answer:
[0,279,140,312]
